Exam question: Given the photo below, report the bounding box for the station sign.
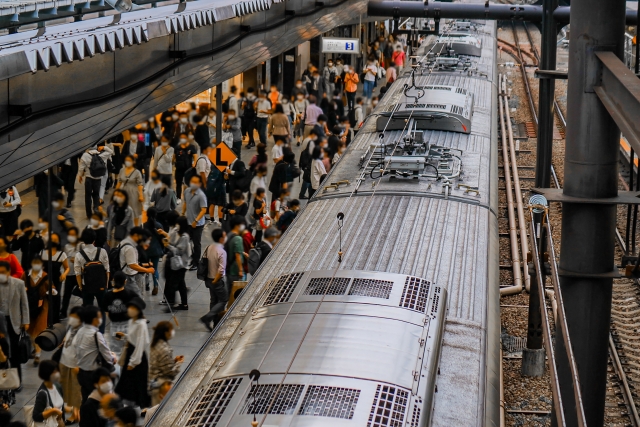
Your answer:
[321,37,360,54]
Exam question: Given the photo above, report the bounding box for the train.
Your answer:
[149,17,500,427]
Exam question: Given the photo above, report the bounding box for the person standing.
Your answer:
[269,104,291,156]
[0,186,21,237]
[114,297,150,409]
[153,137,174,183]
[242,88,257,149]
[159,216,190,310]
[42,192,75,245]
[223,110,243,159]
[116,155,144,226]
[322,59,338,98]
[303,96,324,138]
[60,227,79,319]
[58,306,83,424]
[171,113,194,146]
[78,144,113,219]
[254,91,272,146]
[310,146,328,194]
[0,261,28,385]
[362,57,378,101]
[251,188,267,241]
[149,321,183,405]
[38,232,68,325]
[150,176,177,231]
[343,66,359,111]
[32,360,67,426]
[199,228,227,331]
[183,176,207,270]
[293,93,309,146]
[174,137,198,200]
[11,219,45,273]
[23,257,51,366]
[0,236,23,278]
[143,208,165,295]
[75,229,110,321]
[385,60,397,87]
[78,368,112,427]
[34,170,64,219]
[106,189,135,247]
[225,216,246,293]
[122,129,149,180]
[119,227,155,296]
[103,271,135,354]
[354,97,365,128]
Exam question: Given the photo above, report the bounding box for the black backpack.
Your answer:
[183,157,207,186]
[248,245,262,275]
[108,243,132,275]
[243,98,256,118]
[79,248,108,292]
[224,232,238,271]
[299,141,312,171]
[89,153,107,177]
[222,97,230,114]
[236,169,253,193]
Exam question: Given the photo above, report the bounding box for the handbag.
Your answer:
[0,367,20,390]
[170,254,186,271]
[93,332,114,372]
[114,224,128,241]
[17,330,33,364]
[118,341,129,367]
[197,245,210,281]
[51,346,62,363]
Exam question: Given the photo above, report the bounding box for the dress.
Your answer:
[59,326,82,409]
[115,318,150,408]
[24,270,52,339]
[118,167,144,216]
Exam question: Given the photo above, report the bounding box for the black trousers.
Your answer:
[346,92,356,110]
[5,317,21,381]
[188,225,204,266]
[175,168,187,199]
[84,177,102,218]
[78,369,95,404]
[164,268,187,305]
[201,278,228,324]
[59,277,76,318]
[244,117,256,145]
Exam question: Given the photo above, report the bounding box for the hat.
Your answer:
[264,227,281,239]
[115,407,137,425]
[127,296,146,311]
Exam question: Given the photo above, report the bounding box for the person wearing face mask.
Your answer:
[153,137,174,183]
[254,91,272,146]
[310,146,328,195]
[58,306,83,423]
[116,155,144,226]
[86,212,108,249]
[59,154,81,208]
[268,105,290,160]
[253,227,280,270]
[121,128,148,178]
[276,198,300,232]
[343,65,359,111]
[32,360,68,426]
[0,236,23,278]
[174,136,198,200]
[34,170,64,218]
[42,192,75,246]
[199,229,228,331]
[333,140,347,165]
[328,125,343,157]
[143,171,163,215]
[106,189,135,246]
[171,113,194,146]
[225,216,247,294]
[150,176,177,232]
[138,121,159,172]
[0,186,21,237]
[371,95,380,110]
[160,106,176,130]
[23,256,52,366]
[192,114,208,152]
[302,62,316,94]
[149,321,183,404]
[298,129,319,199]
[114,297,150,409]
[103,272,135,354]
[354,97,365,129]
[362,56,378,101]
[118,227,155,296]
[223,109,243,158]
[74,229,110,330]
[293,92,309,145]
[74,306,117,404]
[158,216,191,310]
[11,219,45,273]
[0,260,28,387]
[291,79,308,100]
[38,231,69,322]
[303,95,323,138]
[242,88,257,148]
[334,59,344,92]
[79,367,113,427]
[78,143,114,219]
[143,208,164,295]
[100,394,123,427]
[322,59,338,99]
[59,227,79,319]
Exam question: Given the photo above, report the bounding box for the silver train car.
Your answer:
[149,19,499,427]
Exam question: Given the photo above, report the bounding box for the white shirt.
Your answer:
[271,144,284,161]
[119,236,139,276]
[228,95,238,115]
[74,244,110,277]
[195,155,212,177]
[154,146,174,175]
[59,327,80,367]
[250,175,267,197]
[47,384,64,410]
[364,64,378,82]
[144,180,163,211]
[0,187,20,213]
[256,98,272,118]
[125,318,150,368]
[79,147,114,180]
[311,158,327,189]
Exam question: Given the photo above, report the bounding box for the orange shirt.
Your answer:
[268,91,280,107]
[344,72,359,93]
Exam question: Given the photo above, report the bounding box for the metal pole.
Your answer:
[554,0,626,425]
[216,83,222,145]
[535,0,558,189]
[47,167,53,328]
[636,0,640,75]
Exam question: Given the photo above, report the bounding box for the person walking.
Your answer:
[60,227,79,319]
[254,91,272,145]
[75,229,110,323]
[143,207,164,295]
[223,109,243,159]
[268,104,291,155]
[150,176,177,232]
[149,321,183,405]
[143,171,163,218]
[0,260,28,385]
[106,189,135,247]
[322,59,338,98]
[153,137,174,183]
[122,129,149,181]
[174,137,198,200]
[114,296,150,409]
[58,306,83,424]
[362,57,378,101]
[0,186,21,237]
[303,96,323,138]
[42,192,75,246]
[60,155,80,208]
[199,228,227,331]
[343,65,359,111]
[78,144,113,219]
[116,155,144,226]
[103,271,135,354]
[225,216,246,294]
[38,232,69,324]
[242,88,257,149]
[310,146,328,194]
[32,360,68,426]
[183,175,207,269]
[159,216,191,310]
[118,227,155,296]
[23,256,52,367]
[74,306,116,403]
[78,368,112,427]
[11,219,45,273]
[293,93,309,146]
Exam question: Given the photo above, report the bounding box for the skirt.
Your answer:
[59,363,82,409]
[122,183,143,216]
[115,342,150,408]
[27,300,48,340]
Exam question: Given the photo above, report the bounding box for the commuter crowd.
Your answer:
[0,29,407,426]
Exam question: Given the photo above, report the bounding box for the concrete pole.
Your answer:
[216,83,222,145]
[554,0,626,425]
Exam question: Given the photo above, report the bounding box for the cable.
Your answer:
[423,162,439,179]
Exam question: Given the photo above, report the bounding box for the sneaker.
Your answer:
[199,317,213,332]
[296,141,301,146]
[189,265,198,271]
[174,304,189,310]
[59,313,67,320]
[159,300,169,305]
[152,287,158,296]
[176,199,182,205]
[213,220,222,228]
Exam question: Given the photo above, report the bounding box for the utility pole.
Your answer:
[554,0,626,425]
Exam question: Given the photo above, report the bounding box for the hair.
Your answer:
[151,320,173,348]
[389,60,396,67]
[123,154,135,164]
[146,207,158,222]
[247,87,255,93]
[92,367,112,385]
[256,187,266,197]
[165,210,180,227]
[81,305,101,324]
[230,85,238,93]
[31,255,43,265]
[257,143,267,156]
[176,216,189,235]
[80,228,96,245]
[67,227,79,237]
[112,189,129,207]
[69,306,83,317]
[128,128,138,135]
[179,111,188,117]
[193,114,202,123]
[91,211,104,221]
[0,261,10,272]
[106,395,124,411]
[129,226,145,237]
[309,129,318,137]
[211,228,225,243]
[53,192,64,201]
[190,174,203,185]
[150,170,160,181]
[333,89,341,97]
[0,408,11,426]
[274,104,284,114]
[308,95,317,104]
[312,146,323,160]
[230,215,246,229]
[284,152,296,164]
[38,359,58,381]
[257,164,268,175]
[161,175,172,194]
[20,219,33,230]
[0,237,7,248]
[115,407,138,426]
[356,97,363,104]
[231,190,244,202]
[112,271,127,289]
[288,199,301,208]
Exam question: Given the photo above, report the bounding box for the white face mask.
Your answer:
[114,196,124,205]
[127,307,138,318]
[188,135,195,140]
[209,113,215,119]
[297,95,304,100]
[131,136,138,142]
[180,138,187,144]
[180,118,188,124]
[90,219,100,227]
[161,141,169,147]
[140,124,148,130]
[373,100,379,106]
[68,317,80,328]
[174,225,180,232]
[148,117,155,123]
[238,224,246,232]
[38,222,46,230]
[172,114,179,120]
[328,63,333,67]
[99,381,113,394]
[32,264,42,272]
[170,329,175,339]
[190,183,200,190]
[67,235,77,244]
[296,84,302,88]
[50,372,61,383]
[0,274,7,284]
[124,160,133,167]
[228,115,236,120]
[97,317,103,327]
[52,201,60,209]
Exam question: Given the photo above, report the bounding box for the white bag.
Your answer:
[0,368,20,390]
[221,131,234,146]
[23,404,35,427]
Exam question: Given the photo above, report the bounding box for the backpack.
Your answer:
[175,146,193,171]
[89,153,107,177]
[236,169,253,193]
[287,163,301,181]
[247,246,262,275]
[222,97,230,114]
[224,232,238,271]
[79,248,108,292]
[108,243,132,275]
[183,156,207,186]
[299,141,312,171]
[243,98,256,118]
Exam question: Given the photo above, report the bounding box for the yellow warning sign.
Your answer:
[208,142,237,172]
